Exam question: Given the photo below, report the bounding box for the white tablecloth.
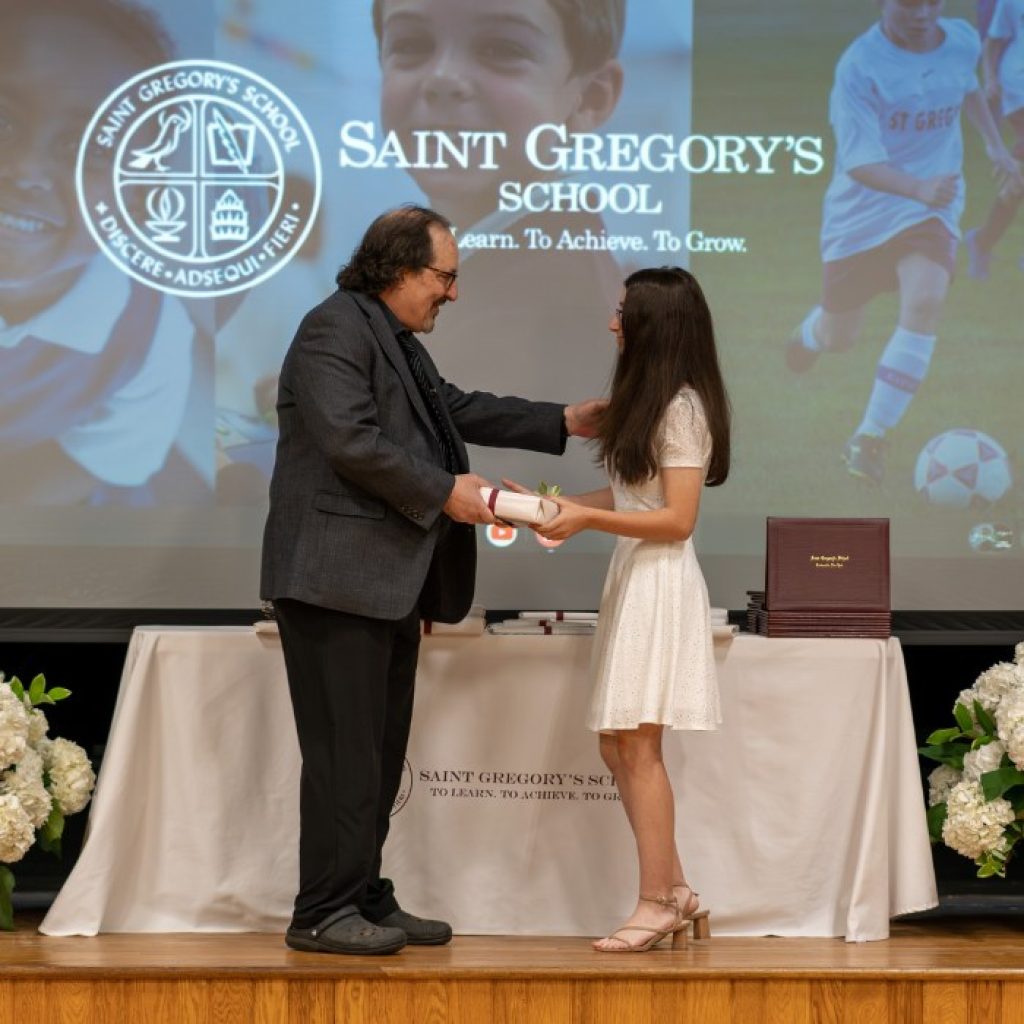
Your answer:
[41,628,936,941]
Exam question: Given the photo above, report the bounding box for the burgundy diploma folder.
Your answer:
[764,517,890,623]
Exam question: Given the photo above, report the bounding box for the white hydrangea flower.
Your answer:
[0,747,52,830]
[927,764,961,807]
[974,663,1021,712]
[962,740,1007,783]
[0,793,35,864]
[0,685,29,770]
[996,688,1024,770]
[942,779,1015,861]
[1015,641,1024,665]
[21,699,48,747]
[954,688,979,721]
[42,738,95,815]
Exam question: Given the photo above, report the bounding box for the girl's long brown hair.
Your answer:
[597,267,731,487]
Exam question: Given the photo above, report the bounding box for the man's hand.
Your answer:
[564,399,607,439]
[443,473,496,524]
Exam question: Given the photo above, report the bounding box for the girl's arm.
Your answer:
[982,35,1010,106]
[963,88,1024,197]
[537,467,703,543]
[847,163,959,207]
[565,487,614,510]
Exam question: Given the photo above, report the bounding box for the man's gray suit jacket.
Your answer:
[260,288,567,623]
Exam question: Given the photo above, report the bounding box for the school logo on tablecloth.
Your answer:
[391,758,414,817]
[76,60,321,298]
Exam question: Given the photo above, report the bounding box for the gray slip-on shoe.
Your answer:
[285,905,407,955]
[376,908,453,945]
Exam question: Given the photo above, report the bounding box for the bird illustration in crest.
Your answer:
[128,106,193,172]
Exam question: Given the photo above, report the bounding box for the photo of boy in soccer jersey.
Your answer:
[965,0,1024,277]
[0,0,210,505]
[785,0,1022,486]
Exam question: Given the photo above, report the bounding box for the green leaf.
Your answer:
[926,727,963,745]
[8,677,23,701]
[981,767,1024,802]
[977,859,1002,878]
[0,866,13,931]
[27,674,45,706]
[918,742,965,770]
[47,687,71,702]
[926,802,948,843]
[37,805,64,858]
[954,702,975,734]
[974,700,998,737]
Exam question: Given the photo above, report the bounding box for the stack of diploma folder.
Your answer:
[747,517,891,638]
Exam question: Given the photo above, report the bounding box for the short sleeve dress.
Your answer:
[587,388,721,733]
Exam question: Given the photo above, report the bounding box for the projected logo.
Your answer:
[485,523,518,548]
[76,60,321,298]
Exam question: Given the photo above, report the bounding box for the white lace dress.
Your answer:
[587,388,721,732]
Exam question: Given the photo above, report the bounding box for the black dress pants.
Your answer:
[274,597,420,929]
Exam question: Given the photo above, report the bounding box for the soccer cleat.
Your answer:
[964,228,991,281]
[842,434,886,485]
[785,327,820,373]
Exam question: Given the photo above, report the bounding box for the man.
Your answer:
[260,204,600,955]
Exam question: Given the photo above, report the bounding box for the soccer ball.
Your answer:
[914,429,1013,508]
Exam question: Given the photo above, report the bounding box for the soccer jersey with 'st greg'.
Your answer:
[820,18,980,262]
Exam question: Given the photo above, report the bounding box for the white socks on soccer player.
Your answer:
[800,306,823,351]
[856,326,936,438]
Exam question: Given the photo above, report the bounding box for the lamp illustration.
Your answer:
[144,187,187,244]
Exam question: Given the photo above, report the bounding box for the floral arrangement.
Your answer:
[0,672,96,929]
[920,642,1024,878]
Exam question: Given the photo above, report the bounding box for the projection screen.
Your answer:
[0,0,1019,613]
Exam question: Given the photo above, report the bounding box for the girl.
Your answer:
[785,0,1021,485]
[507,266,730,952]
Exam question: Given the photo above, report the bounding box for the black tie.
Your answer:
[395,330,459,473]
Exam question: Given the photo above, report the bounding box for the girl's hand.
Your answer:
[535,496,589,541]
[992,151,1024,200]
[915,173,958,208]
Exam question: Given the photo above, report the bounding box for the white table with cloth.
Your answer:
[40,627,937,942]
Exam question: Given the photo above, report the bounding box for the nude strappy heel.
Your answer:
[594,893,689,952]
[674,884,712,941]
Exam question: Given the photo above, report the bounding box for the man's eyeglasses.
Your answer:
[426,265,458,291]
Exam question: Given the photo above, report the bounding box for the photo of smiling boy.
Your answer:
[370,0,637,418]
[0,0,207,505]
[374,0,625,231]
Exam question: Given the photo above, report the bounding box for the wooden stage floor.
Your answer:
[4,914,1024,1022]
